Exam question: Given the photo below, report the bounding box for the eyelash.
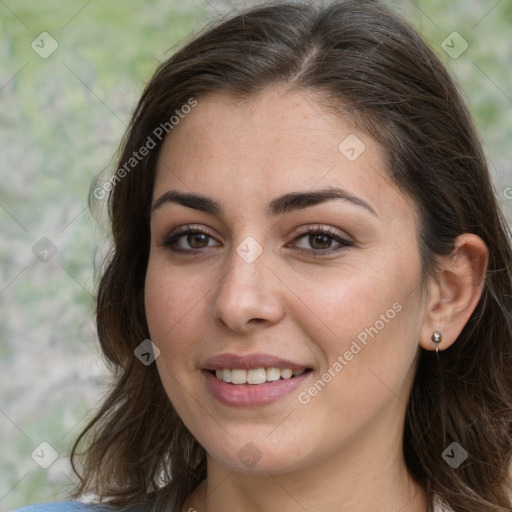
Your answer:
[160,224,354,258]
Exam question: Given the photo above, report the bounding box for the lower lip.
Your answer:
[203,370,311,407]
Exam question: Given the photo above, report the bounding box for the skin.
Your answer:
[144,85,488,512]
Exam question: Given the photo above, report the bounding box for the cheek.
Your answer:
[145,258,202,339]
[286,256,422,392]
[144,256,217,383]
[144,259,204,411]
[284,257,404,344]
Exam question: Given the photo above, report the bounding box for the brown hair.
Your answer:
[70,1,512,511]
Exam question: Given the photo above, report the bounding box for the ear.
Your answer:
[419,234,488,352]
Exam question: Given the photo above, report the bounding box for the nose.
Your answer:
[211,240,285,333]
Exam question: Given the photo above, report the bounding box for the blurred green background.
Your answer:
[0,0,511,510]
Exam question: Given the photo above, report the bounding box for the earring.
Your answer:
[431,331,442,353]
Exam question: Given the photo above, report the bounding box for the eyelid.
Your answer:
[288,224,354,256]
[159,224,220,251]
[291,223,351,240]
[160,223,354,256]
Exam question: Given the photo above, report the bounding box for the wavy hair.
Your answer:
[70,1,512,511]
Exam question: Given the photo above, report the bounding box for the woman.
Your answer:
[16,1,512,511]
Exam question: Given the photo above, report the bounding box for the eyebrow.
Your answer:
[151,186,377,217]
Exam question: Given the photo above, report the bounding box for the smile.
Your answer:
[203,369,313,407]
[213,367,307,385]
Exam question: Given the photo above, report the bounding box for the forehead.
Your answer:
[153,86,415,224]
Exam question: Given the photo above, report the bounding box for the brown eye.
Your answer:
[162,226,221,253]
[290,226,354,257]
[308,233,333,250]
[187,233,209,248]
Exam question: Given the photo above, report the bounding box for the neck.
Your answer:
[182,423,428,512]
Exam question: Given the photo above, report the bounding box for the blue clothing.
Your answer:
[13,502,119,512]
[12,502,146,512]
[13,503,111,512]
[14,491,177,512]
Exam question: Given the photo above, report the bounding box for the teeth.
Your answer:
[213,367,307,385]
[280,368,293,379]
[266,367,281,381]
[247,368,266,384]
[231,369,247,385]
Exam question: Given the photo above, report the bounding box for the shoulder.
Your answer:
[12,495,176,512]
[12,501,120,512]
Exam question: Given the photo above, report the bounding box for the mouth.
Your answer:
[211,367,313,385]
[203,368,312,407]
[201,353,314,407]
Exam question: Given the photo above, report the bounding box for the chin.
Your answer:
[209,449,307,475]
[201,433,317,475]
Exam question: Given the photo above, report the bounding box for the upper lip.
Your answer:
[202,353,312,371]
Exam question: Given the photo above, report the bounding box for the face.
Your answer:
[145,85,428,475]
